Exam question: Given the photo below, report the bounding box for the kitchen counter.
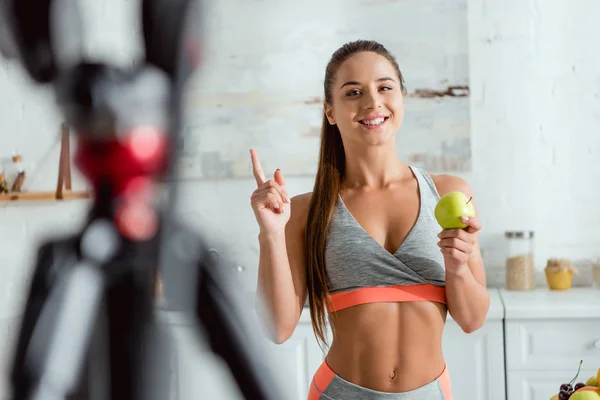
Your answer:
[482,287,504,319]
[499,286,600,319]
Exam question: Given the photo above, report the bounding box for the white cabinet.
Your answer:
[264,321,326,400]
[442,289,506,400]
[502,288,600,400]
[160,309,326,400]
[161,312,248,400]
[506,369,599,400]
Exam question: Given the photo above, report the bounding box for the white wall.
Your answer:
[466,0,600,273]
[0,0,600,396]
[181,0,600,282]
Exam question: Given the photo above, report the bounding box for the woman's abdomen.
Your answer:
[325,301,447,393]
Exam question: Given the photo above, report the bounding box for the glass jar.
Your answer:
[544,258,575,290]
[593,259,600,289]
[505,231,535,290]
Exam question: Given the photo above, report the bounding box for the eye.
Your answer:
[346,89,361,97]
[380,86,393,92]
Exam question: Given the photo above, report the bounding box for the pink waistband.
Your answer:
[309,360,453,399]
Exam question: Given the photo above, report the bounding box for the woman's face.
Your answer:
[325,51,405,148]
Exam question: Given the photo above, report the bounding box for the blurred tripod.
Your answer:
[0,0,289,399]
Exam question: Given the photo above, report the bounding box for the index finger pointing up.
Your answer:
[250,148,266,186]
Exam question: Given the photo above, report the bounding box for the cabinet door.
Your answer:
[263,322,326,400]
[442,319,506,400]
[165,314,324,400]
[505,319,600,371]
[507,370,599,400]
[168,322,245,400]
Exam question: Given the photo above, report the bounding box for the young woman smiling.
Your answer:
[251,40,489,400]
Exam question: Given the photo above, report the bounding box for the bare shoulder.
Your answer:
[285,192,313,267]
[429,173,474,198]
[291,191,313,206]
[288,192,313,227]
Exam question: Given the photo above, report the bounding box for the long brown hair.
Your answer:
[305,40,406,349]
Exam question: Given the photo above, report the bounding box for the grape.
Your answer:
[574,382,585,391]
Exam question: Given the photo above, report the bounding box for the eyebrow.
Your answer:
[340,77,396,89]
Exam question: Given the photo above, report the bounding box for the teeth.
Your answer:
[362,117,385,126]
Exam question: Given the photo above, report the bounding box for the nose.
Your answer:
[360,88,382,110]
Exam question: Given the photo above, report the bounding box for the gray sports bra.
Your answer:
[324,166,447,313]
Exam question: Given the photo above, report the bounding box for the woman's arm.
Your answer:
[256,193,311,344]
[250,151,310,344]
[432,174,490,333]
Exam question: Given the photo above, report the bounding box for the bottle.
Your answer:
[505,231,535,290]
[11,153,26,192]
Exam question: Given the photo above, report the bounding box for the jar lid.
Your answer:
[505,231,535,238]
[545,258,579,274]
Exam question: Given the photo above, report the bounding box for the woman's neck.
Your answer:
[341,144,410,190]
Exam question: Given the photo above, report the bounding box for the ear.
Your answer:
[324,103,336,125]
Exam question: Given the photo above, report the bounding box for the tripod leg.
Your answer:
[76,302,110,400]
[136,317,177,400]
[10,240,75,398]
[30,262,105,399]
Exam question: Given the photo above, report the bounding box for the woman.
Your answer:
[250,40,489,400]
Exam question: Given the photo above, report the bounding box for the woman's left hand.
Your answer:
[437,216,482,273]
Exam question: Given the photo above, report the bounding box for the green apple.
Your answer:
[570,391,600,400]
[434,191,476,229]
[587,376,598,387]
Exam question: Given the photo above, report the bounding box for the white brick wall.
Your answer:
[0,0,600,396]
[466,0,600,271]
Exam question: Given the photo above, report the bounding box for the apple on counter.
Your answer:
[550,361,600,400]
[434,191,476,229]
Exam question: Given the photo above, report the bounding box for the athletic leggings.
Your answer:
[308,361,453,400]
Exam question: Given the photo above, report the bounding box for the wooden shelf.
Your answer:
[0,123,93,203]
[0,190,92,202]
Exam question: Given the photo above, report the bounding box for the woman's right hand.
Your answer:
[250,149,291,235]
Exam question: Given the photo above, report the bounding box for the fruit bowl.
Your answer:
[550,360,600,400]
